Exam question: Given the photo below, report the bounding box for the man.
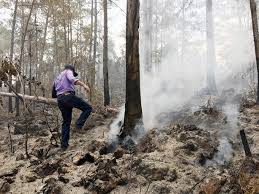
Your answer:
[53,64,92,150]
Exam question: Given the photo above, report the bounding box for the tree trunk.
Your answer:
[88,0,94,71]
[90,0,97,102]
[69,14,73,61]
[16,0,36,116]
[143,0,153,73]
[28,32,32,96]
[206,0,217,95]
[103,0,110,106]
[63,19,68,63]
[34,12,38,80]
[120,0,143,139]
[181,0,186,67]
[249,0,259,104]
[9,0,19,113]
[0,92,57,105]
[39,5,51,79]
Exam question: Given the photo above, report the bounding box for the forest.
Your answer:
[0,0,259,193]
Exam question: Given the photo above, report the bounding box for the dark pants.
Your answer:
[57,94,92,148]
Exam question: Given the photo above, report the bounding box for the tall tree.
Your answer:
[9,0,19,113]
[39,4,51,80]
[90,0,98,102]
[143,0,153,73]
[206,0,217,94]
[103,0,110,106]
[249,0,259,104]
[120,0,143,139]
[16,0,36,116]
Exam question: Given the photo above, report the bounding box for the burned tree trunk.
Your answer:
[103,0,110,106]
[9,0,19,113]
[249,0,259,104]
[206,0,217,95]
[120,0,143,139]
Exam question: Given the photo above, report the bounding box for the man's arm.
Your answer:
[75,80,90,94]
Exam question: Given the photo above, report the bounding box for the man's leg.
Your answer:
[70,95,92,129]
[58,104,72,148]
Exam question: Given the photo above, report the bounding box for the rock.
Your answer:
[136,163,169,181]
[34,161,60,177]
[3,177,15,184]
[199,177,226,194]
[99,145,109,155]
[0,166,19,179]
[166,169,178,182]
[37,178,63,194]
[71,180,82,187]
[38,129,49,137]
[38,120,47,125]
[16,153,25,161]
[0,180,10,193]
[73,153,95,166]
[239,158,259,194]
[88,140,107,153]
[58,176,69,184]
[182,141,198,152]
[152,183,171,194]
[57,163,74,174]
[113,147,125,159]
[25,173,38,183]
[88,179,117,194]
[178,132,190,142]
[137,129,158,153]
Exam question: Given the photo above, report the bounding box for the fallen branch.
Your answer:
[0,92,57,105]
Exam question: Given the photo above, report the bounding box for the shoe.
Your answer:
[75,125,83,130]
[61,144,69,151]
[74,125,85,134]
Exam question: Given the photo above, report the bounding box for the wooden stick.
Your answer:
[240,129,252,157]
[0,92,57,105]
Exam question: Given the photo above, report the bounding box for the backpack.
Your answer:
[52,84,57,98]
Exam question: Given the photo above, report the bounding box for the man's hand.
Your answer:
[75,80,91,96]
[84,85,90,94]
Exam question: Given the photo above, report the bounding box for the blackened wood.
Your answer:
[240,130,252,157]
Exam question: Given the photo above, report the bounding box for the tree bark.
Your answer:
[0,92,57,105]
[120,0,143,139]
[88,0,94,75]
[143,0,153,73]
[16,0,36,116]
[9,0,19,113]
[249,0,259,104]
[28,32,32,96]
[90,0,98,102]
[206,0,217,95]
[39,5,51,78]
[103,0,110,106]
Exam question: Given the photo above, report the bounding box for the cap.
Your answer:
[64,64,78,77]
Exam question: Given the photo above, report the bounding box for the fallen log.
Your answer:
[0,92,57,105]
[0,92,120,114]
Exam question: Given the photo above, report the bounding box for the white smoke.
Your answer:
[108,106,125,143]
[210,103,240,165]
[109,0,255,146]
[139,0,255,129]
